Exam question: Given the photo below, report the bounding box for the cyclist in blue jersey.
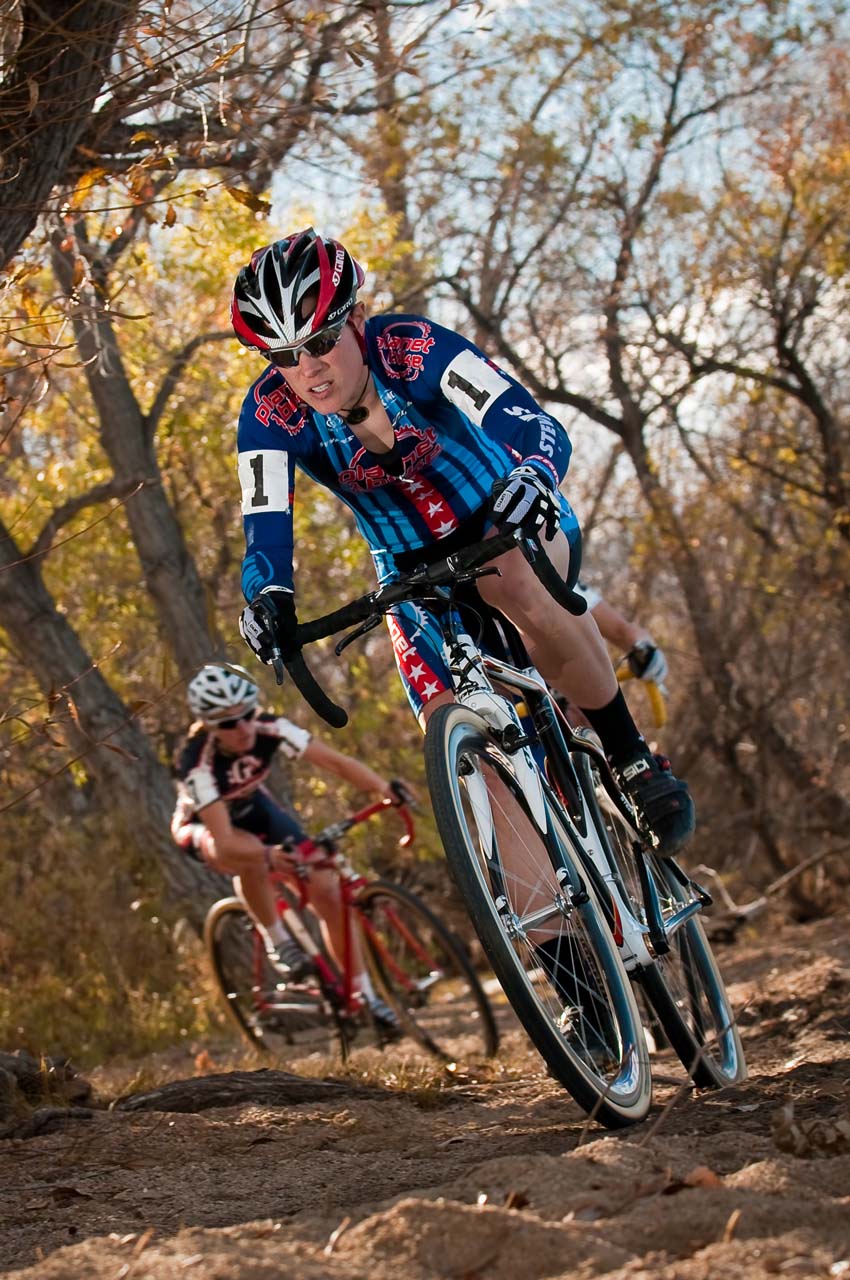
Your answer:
[231,229,694,855]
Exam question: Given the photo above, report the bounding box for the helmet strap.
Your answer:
[342,365,373,426]
[348,312,367,359]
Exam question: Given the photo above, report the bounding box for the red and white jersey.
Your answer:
[171,712,310,826]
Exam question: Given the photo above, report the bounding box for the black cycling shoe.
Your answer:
[615,751,695,856]
[367,996,403,1041]
[269,939,315,985]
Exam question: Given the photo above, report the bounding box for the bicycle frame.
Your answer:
[253,798,440,1023]
[488,643,712,968]
[284,528,704,982]
[439,610,659,973]
[237,845,366,1027]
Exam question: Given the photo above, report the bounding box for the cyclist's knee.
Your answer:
[479,535,572,620]
[309,868,342,908]
[419,688,455,731]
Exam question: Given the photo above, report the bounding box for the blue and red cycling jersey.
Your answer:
[237,314,577,598]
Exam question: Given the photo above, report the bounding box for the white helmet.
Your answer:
[187,664,259,724]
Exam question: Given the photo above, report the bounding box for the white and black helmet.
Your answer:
[230,227,365,354]
[187,664,259,724]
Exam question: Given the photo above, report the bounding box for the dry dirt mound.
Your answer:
[2,912,849,1280]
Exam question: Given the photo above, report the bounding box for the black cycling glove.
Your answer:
[626,641,669,685]
[239,588,299,666]
[389,778,417,807]
[490,465,560,540]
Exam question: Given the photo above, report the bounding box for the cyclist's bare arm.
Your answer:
[195,800,290,873]
[588,597,669,712]
[590,598,653,652]
[301,738,406,802]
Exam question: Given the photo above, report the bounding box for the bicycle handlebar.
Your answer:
[338,794,416,847]
[284,650,350,729]
[287,529,588,726]
[271,795,415,871]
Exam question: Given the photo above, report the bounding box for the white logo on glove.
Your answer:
[239,605,269,655]
[491,466,560,536]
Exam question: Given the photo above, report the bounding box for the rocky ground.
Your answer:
[1,911,849,1280]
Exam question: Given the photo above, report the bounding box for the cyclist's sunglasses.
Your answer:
[268,319,347,369]
[216,708,257,730]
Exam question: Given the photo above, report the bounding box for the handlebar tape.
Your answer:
[284,651,349,728]
[518,537,588,616]
[296,596,376,646]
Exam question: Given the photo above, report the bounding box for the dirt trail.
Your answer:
[2,912,849,1280]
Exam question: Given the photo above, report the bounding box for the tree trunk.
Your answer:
[0,1,137,268]
[50,235,221,675]
[0,516,227,924]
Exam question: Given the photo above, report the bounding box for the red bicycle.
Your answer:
[203,798,499,1061]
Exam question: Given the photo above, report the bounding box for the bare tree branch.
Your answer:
[0,0,139,268]
[145,331,233,439]
[29,478,137,560]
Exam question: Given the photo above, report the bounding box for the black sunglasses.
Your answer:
[268,320,347,369]
[217,708,257,730]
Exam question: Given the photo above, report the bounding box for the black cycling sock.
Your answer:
[579,689,646,767]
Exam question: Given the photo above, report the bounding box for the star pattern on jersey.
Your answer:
[388,612,449,710]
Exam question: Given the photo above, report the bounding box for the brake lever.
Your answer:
[270,643,285,686]
[389,778,419,811]
[334,613,383,656]
[447,564,502,586]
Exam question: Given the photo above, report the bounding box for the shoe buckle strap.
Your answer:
[621,758,651,782]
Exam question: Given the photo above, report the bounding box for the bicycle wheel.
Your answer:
[203,897,333,1057]
[575,755,747,1087]
[425,703,651,1128]
[356,879,499,1060]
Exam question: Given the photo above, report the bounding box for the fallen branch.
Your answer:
[695,846,850,940]
[114,1069,391,1114]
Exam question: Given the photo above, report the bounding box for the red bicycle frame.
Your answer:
[252,798,418,1019]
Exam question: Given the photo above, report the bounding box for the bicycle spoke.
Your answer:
[575,756,746,1087]
[358,880,498,1058]
[426,704,651,1127]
